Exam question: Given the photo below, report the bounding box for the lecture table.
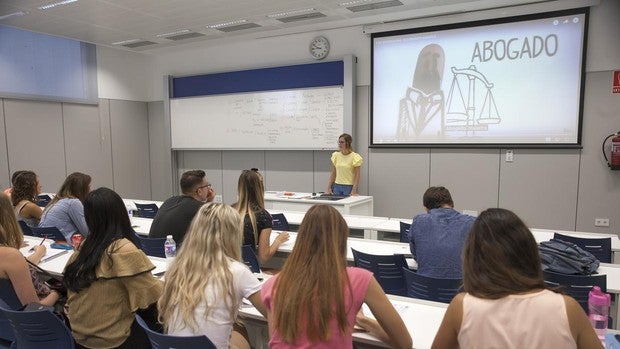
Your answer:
[263,192,374,216]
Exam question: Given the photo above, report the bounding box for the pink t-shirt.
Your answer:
[261,267,372,349]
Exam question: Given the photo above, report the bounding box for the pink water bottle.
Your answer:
[588,286,611,343]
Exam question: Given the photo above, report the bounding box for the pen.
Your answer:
[29,237,47,252]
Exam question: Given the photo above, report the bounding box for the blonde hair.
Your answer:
[234,170,265,246]
[0,193,23,249]
[158,203,244,332]
[271,204,351,343]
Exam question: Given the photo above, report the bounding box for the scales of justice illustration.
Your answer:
[397,44,501,140]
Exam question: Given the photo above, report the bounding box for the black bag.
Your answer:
[539,238,600,275]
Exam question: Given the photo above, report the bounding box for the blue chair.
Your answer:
[18,221,33,237]
[402,267,462,303]
[31,227,66,242]
[134,203,158,219]
[36,195,52,207]
[135,314,216,349]
[351,248,407,296]
[399,221,411,243]
[242,245,261,273]
[0,299,74,349]
[554,233,612,264]
[135,234,166,258]
[271,213,290,231]
[543,271,607,313]
[0,279,21,348]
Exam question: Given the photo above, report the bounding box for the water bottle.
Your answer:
[164,235,177,265]
[588,286,611,343]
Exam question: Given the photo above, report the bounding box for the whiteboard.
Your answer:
[170,86,344,150]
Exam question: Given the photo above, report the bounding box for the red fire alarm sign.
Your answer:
[614,71,620,94]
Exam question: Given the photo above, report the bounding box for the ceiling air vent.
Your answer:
[347,0,403,13]
[276,12,326,23]
[216,23,261,33]
[122,40,157,48]
[165,32,206,41]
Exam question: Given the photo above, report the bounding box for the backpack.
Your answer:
[538,238,600,275]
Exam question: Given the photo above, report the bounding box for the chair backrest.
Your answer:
[135,235,166,258]
[242,245,261,273]
[36,195,52,207]
[31,227,66,242]
[351,248,407,296]
[543,271,607,313]
[553,233,612,263]
[402,267,461,303]
[135,314,216,349]
[399,221,411,243]
[18,221,34,237]
[0,280,22,346]
[0,301,74,349]
[271,213,290,231]
[134,203,159,219]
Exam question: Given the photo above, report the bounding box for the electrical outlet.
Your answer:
[214,195,222,203]
[505,149,514,162]
[594,218,610,227]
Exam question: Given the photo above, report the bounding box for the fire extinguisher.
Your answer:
[602,132,620,170]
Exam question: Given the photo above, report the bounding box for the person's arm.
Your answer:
[257,227,289,264]
[431,293,464,349]
[26,244,46,265]
[326,165,336,194]
[23,201,43,220]
[67,200,89,236]
[247,290,268,318]
[4,249,58,306]
[351,166,361,196]
[564,295,603,349]
[359,277,412,349]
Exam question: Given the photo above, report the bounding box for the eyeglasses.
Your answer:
[197,183,212,189]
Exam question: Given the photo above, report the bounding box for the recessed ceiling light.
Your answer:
[156,29,191,38]
[206,19,247,29]
[0,11,28,20]
[339,0,373,6]
[111,39,141,45]
[38,0,78,10]
[267,8,316,18]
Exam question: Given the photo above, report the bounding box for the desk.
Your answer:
[21,236,168,277]
[268,210,389,239]
[131,217,153,236]
[239,295,447,349]
[264,192,373,216]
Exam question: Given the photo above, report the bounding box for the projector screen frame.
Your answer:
[370,7,589,149]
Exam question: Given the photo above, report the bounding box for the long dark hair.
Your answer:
[63,187,138,292]
[462,208,547,299]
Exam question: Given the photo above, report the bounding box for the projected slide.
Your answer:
[372,8,587,147]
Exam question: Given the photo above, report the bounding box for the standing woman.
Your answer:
[11,170,43,228]
[261,205,412,349]
[327,133,363,196]
[431,208,600,349]
[0,193,59,307]
[159,203,267,349]
[39,172,91,241]
[63,187,162,349]
[234,169,289,265]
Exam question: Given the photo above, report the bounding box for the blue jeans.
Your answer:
[331,183,352,195]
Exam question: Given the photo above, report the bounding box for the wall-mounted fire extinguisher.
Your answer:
[602,131,620,170]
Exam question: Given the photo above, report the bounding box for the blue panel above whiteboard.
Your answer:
[169,57,355,150]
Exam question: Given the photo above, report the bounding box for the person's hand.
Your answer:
[326,188,333,194]
[351,190,359,196]
[32,244,46,256]
[206,187,216,202]
[275,232,290,244]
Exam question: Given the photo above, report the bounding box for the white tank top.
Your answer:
[458,289,577,349]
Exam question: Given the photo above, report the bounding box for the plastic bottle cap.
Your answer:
[166,235,172,239]
[589,286,611,306]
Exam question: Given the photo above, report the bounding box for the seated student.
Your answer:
[408,186,475,278]
[149,170,215,245]
[4,170,27,198]
[39,172,91,241]
[431,208,601,349]
[261,204,412,349]
[11,170,43,228]
[0,193,59,307]
[63,187,162,349]
[159,203,267,349]
[233,169,289,265]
